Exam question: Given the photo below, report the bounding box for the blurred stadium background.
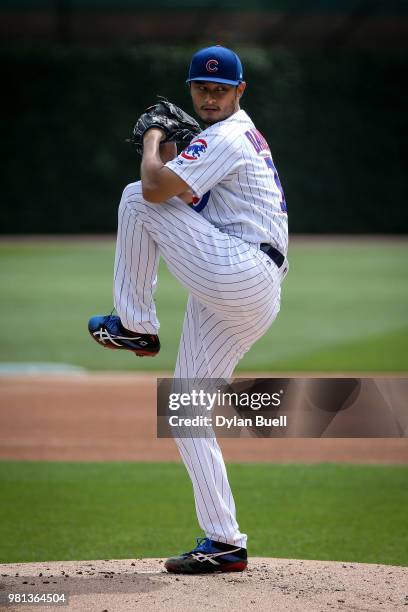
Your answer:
[1,0,407,234]
[1,0,407,371]
[0,0,407,569]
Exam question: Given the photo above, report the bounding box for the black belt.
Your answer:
[260,243,285,269]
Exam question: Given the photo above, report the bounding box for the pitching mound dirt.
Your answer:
[0,558,407,611]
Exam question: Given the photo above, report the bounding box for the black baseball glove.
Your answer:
[127,96,202,155]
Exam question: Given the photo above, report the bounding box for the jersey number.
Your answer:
[265,157,287,213]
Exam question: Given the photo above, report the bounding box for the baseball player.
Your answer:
[88,45,288,574]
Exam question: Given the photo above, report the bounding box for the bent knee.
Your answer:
[121,181,143,204]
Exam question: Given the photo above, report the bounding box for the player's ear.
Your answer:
[237,81,246,100]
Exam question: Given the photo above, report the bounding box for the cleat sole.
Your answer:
[164,560,247,574]
[220,561,248,572]
[88,330,159,357]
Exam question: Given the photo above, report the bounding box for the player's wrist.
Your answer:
[143,128,166,145]
[159,141,177,164]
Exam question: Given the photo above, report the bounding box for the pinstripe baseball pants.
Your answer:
[114,182,286,549]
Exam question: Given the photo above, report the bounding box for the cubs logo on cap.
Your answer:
[205,59,219,73]
[187,46,244,86]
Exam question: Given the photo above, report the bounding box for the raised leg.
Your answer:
[113,181,281,332]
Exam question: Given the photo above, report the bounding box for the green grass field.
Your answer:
[1,240,406,568]
[0,239,407,372]
[0,461,407,566]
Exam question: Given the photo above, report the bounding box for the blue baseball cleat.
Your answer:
[88,314,160,357]
[164,537,247,574]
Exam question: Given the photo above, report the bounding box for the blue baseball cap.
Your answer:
[187,45,244,86]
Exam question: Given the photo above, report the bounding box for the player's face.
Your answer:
[190,81,246,126]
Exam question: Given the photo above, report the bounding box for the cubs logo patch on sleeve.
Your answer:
[181,138,208,161]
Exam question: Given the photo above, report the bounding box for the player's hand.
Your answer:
[159,141,177,164]
[178,190,194,205]
[127,97,201,157]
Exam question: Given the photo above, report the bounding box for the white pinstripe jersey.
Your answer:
[166,108,289,255]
